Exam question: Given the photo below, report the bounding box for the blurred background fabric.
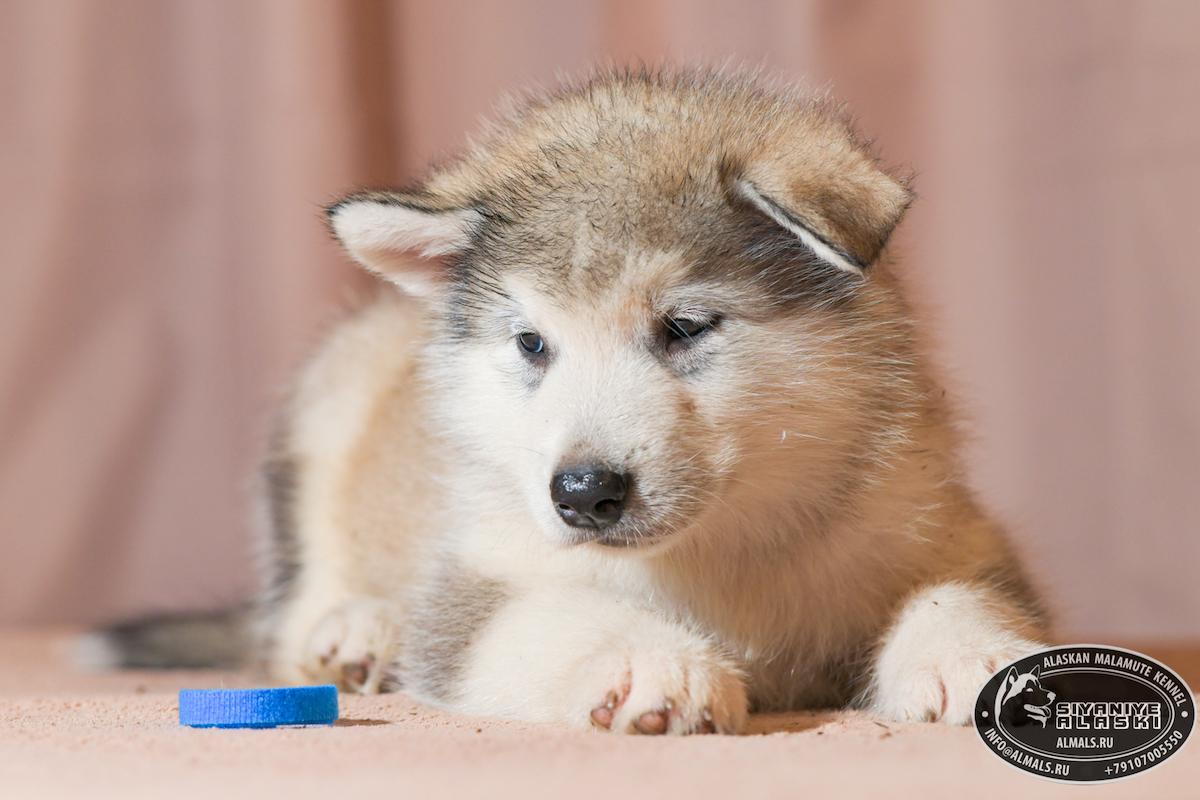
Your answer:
[1,0,1197,639]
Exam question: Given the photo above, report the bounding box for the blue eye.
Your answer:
[517,331,545,356]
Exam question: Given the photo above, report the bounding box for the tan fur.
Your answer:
[264,68,1048,731]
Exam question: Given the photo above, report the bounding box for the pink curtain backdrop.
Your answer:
[1,1,1197,639]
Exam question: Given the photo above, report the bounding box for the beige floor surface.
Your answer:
[1,630,1196,799]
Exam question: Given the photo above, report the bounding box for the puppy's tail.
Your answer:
[75,608,253,670]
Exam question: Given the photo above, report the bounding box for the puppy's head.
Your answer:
[328,70,916,552]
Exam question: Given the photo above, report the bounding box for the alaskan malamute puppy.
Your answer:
[98,69,1048,734]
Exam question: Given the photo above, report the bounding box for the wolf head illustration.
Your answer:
[996,664,1055,727]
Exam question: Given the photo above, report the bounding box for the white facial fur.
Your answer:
[425,248,870,553]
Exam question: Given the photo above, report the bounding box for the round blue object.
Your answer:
[178,685,339,728]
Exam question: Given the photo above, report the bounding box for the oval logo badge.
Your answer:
[974,645,1194,782]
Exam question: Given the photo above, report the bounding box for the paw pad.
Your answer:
[341,654,375,690]
[632,709,669,735]
[589,690,622,730]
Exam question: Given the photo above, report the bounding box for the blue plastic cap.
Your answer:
[178,685,339,728]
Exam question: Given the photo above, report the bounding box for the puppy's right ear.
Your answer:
[325,191,483,298]
[1004,667,1019,688]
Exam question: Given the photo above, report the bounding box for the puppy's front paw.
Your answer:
[583,644,747,735]
[303,599,398,693]
[870,584,1044,724]
[872,645,1030,725]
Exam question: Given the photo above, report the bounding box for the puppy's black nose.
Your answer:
[550,467,628,529]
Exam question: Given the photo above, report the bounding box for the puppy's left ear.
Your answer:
[727,114,912,276]
[325,190,484,298]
